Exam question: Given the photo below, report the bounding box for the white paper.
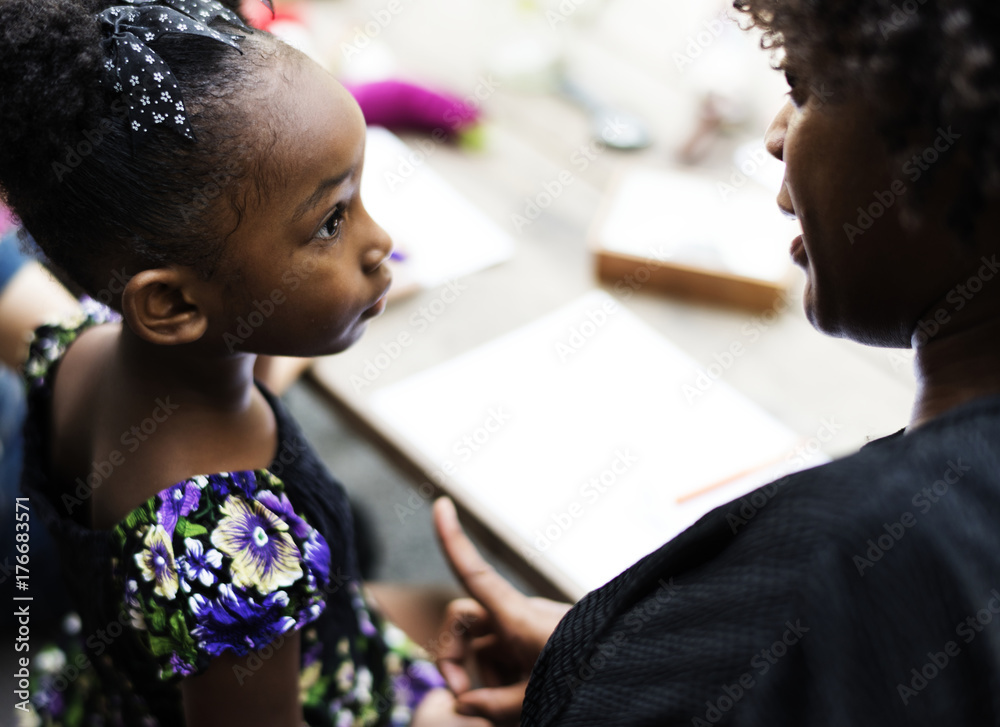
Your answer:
[370,292,826,595]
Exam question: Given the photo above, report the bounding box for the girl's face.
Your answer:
[209,53,392,358]
[764,79,975,348]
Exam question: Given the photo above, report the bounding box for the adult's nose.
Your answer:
[765,101,793,162]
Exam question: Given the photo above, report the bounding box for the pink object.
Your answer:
[241,0,283,29]
[344,80,481,136]
[0,206,12,237]
[237,2,480,136]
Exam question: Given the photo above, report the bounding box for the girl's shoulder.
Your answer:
[112,468,332,681]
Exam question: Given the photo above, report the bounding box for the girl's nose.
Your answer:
[362,221,393,274]
[765,101,793,162]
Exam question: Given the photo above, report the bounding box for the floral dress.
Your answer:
[20,301,444,726]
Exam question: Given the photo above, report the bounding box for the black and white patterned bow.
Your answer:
[98,0,270,143]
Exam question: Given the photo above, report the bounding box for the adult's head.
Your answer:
[736,0,1000,348]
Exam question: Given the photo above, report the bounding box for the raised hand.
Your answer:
[432,498,573,725]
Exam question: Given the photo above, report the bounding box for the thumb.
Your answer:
[433,497,524,618]
[455,683,527,724]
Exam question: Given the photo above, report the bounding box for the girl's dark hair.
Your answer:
[734,0,1000,232]
[0,0,280,301]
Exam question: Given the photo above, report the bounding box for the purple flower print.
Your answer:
[255,489,311,539]
[177,538,223,587]
[189,584,296,656]
[134,525,179,600]
[210,496,303,594]
[157,480,201,535]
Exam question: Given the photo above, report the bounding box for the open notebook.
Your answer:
[368,291,826,598]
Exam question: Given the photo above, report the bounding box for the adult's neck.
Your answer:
[116,322,258,414]
[910,296,1000,430]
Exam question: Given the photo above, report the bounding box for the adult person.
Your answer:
[430,0,1000,724]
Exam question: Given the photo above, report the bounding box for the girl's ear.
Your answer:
[121,268,209,345]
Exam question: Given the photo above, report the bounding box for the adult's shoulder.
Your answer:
[749,394,1000,554]
[732,397,1000,723]
[523,398,1000,726]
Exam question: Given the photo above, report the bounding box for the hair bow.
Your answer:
[98,0,271,144]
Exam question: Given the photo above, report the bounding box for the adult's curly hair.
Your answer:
[0,0,282,303]
[733,0,1000,233]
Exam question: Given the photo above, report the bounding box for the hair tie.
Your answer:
[98,0,272,144]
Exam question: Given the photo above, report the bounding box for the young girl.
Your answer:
[2,1,491,725]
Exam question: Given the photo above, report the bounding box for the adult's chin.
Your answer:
[804,286,912,347]
[801,278,851,340]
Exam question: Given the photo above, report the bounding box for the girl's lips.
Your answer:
[366,294,388,317]
[791,234,808,267]
[363,280,392,318]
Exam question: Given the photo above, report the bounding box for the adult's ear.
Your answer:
[121,268,208,345]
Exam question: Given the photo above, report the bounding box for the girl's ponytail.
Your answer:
[0,0,276,304]
[0,0,107,198]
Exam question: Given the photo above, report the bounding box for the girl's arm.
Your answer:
[181,629,494,727]
[0,260,79,369]
[182,631,303,727]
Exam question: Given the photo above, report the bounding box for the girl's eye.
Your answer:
[316,207,346,241]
